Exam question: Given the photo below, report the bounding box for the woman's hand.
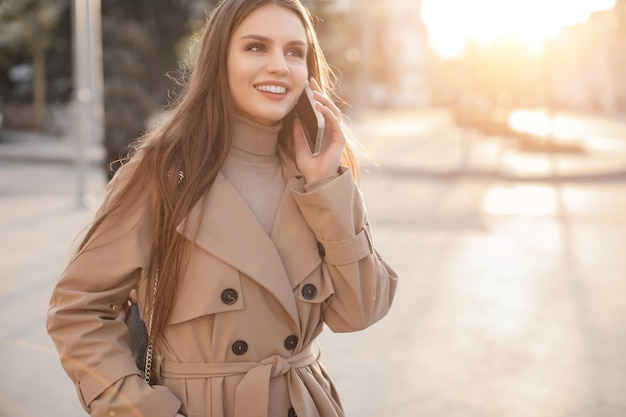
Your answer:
[293,78,346,184]
[114,289,138,320]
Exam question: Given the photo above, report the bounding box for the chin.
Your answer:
[259,111,289,125]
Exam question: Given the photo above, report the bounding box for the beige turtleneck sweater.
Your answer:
[221,115,286,234]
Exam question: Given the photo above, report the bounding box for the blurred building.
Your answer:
[550,0,626,114]
[307,0,432,108]
[353,0,431,107]
[385,0,431,106]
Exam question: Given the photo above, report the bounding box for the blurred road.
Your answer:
[1,107,626,417]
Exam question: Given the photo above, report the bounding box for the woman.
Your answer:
[47,1,398,416]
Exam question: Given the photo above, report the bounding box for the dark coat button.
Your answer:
[284,335,298,350]
[317,242,325,257]
[231,340,248,355]
[221,288,238,305]
[288,407,297,417]
[302,283,317,300]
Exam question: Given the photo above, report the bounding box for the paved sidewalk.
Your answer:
[2,106,626,181]
[348,107,626,181]
[0,129,105,164]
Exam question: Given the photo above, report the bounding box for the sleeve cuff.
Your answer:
[319,224,374,265]
[303,173,341,192]
[78,358,182,417]
[78,359,141,408]
[291,167,365,242]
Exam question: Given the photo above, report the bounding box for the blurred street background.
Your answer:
[1,0,626,416]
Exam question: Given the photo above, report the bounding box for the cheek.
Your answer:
[227,63,249,104]
[227,51,248,87]
[292,65,309,89]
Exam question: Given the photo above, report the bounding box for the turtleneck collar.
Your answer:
[231,114,283,157]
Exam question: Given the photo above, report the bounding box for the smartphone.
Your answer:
[295,82,325,156]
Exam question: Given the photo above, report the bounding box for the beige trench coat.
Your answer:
[47,154,398,417]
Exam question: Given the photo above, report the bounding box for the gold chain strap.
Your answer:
[144,269,159,384]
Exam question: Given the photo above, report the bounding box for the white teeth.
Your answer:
[256,85,286,94]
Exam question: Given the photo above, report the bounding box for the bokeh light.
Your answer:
[422,0,617,57]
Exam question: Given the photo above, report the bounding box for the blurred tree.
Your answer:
[0,0,68,129]
[101,10,156,178]
[101,0,209,179]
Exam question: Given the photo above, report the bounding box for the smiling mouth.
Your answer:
[256,85,287,94]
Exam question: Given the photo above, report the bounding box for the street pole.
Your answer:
[72,0,103,208]
[460,43,472,171]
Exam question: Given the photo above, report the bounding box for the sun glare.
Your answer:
[422,0,617,57]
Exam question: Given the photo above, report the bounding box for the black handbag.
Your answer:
[124,270,159,384]
[125,302,148,368]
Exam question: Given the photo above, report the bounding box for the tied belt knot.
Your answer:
[161,342,321,417]
[259,353,292,378]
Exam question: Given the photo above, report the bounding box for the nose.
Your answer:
[266,51,289,75]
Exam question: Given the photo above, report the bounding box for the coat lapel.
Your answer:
[270,175,322,289]
[176,172,299,324]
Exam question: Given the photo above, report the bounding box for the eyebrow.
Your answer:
[239,34,307,47]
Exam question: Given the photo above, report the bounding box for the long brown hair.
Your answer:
[80,0,359,364]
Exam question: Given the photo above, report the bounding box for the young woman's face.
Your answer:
[227,4,309,126]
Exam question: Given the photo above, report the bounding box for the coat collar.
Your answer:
[176,164,321,325]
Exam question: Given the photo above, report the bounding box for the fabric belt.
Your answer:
[161,342,321,417]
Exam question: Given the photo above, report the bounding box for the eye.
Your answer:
[246,43,265,52]
[286,48,306,58]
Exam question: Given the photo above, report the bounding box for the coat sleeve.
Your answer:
[46,159,182,417]
[291,167,398,332]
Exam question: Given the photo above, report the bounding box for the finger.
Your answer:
[309,78,334,105]
[315,101,341,129]
[308,83,341,122]
[310,77,321,92]
[315,103,346,146]
[309,78,340,115]
[314,91,341,120]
